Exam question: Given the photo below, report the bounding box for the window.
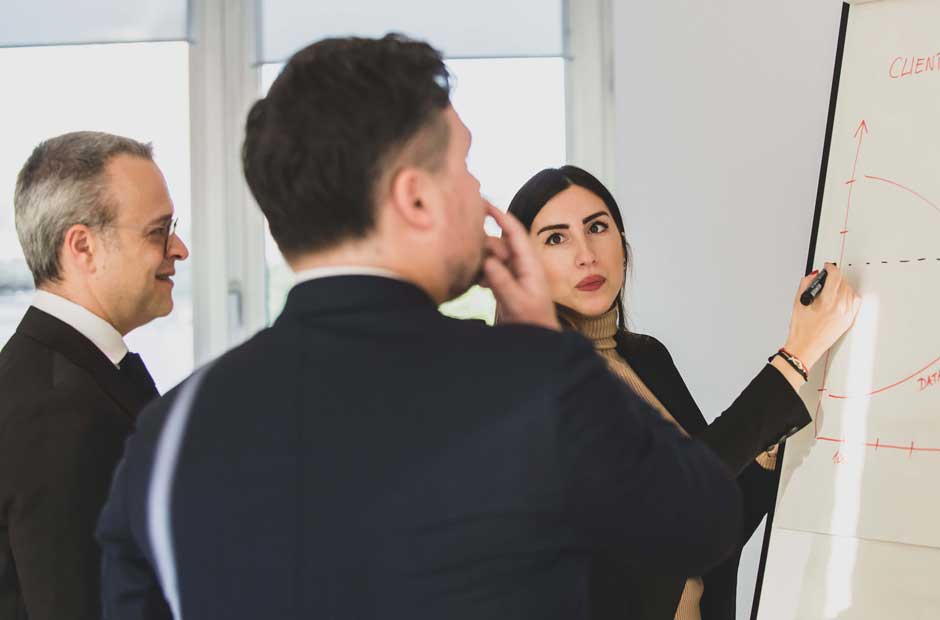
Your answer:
[260,57,567,323]
[0,42,192,392]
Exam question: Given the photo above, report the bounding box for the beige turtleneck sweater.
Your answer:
[561,307,776,620]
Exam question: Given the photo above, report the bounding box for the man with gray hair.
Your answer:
[0,131,189,620]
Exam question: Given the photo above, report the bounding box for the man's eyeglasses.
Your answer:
[161,217,179,256]
[105,216,180,256]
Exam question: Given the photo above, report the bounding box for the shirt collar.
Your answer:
[293,265,404,285]
[31,290,128,367]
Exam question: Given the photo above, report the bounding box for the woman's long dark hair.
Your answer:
[506,165,631,332]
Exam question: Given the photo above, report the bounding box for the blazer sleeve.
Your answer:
[697,365,810,476]
[554,334,743,576]
[643,337,811,477]
[5,397,127,620]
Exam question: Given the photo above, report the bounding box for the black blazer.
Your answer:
[586,332,811,620]
[0,307,156,620]
[97,276,745,620]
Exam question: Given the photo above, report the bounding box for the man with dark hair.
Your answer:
[97,35,741,619]
[0,131,188,620]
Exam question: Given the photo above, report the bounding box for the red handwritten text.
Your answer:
[918,370,940,391]
[889,53,940,79]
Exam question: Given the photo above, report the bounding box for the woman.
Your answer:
[505,165,858,620]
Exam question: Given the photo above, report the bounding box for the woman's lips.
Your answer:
[575,275,606,292]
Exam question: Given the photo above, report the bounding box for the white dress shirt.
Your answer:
[31,290,128,367]
[293,266,404,285]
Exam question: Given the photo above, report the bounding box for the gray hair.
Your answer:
[14,131,154,286]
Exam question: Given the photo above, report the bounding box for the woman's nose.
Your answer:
[574,239,597,267]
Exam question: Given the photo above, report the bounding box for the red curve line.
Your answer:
[827,355,940,399]
[864,175,940,214]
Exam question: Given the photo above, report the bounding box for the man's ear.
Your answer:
[62,224,99,275]
[387,166,436,230]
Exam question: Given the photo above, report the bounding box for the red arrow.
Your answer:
[815,119,871,435]
[840,119,868,262]
[854,119,869,139]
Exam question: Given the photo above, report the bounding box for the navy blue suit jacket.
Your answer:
[97,277,743,619]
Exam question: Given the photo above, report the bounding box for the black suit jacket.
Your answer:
[0,307,156,620]
[586,332,810,620]
[97,276,745,620]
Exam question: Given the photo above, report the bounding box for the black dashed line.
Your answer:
[848,259,940,266]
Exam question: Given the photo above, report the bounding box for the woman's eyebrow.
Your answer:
[536,223,570,235]
[582,211,608,224]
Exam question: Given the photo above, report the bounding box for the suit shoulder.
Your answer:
[443,317,596,365]
[442,320,615,410]
[130,327,280,431]
[0,331,53,387]
[0,345,122,441]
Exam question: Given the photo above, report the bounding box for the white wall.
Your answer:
[611,2,845,618]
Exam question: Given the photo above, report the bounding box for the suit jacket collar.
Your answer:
[16,306,151,417]
[276,275,436,324]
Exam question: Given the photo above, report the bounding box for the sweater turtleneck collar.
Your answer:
[559,306,619,351]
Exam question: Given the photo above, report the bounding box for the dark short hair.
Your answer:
[14,131,153,286]
[243,34,452,259]
[507,165,632,330]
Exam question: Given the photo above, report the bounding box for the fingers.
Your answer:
[796,271,818,299]
[481,256,519,301]
[486,204,540,278]
[484,235,510,264]
[812,263,860,331]
[796,262,844,305]
[822,264,854,308]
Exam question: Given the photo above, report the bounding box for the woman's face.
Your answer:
[528,185,625,318]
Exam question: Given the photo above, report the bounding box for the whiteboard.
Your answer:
[756,1,940,618]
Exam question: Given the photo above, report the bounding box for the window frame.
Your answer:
[188,0,614,362]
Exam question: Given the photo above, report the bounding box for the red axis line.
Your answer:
[828,355,940,399]
[813,348,835,437]
[839,120,869,262]
[813,123,867,434]
[817,436,940,454]
[864,175,940,214]
[812,126,866,435]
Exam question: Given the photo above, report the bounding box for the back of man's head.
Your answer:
[242,34,452,261]
[14,131,153,287]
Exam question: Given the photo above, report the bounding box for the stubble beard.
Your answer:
[443,240,486,302]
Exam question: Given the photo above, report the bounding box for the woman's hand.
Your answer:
[782,263,861,374]
[480,203,560,331]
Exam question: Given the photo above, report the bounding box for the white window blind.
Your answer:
[258,0,564,64]
[1,0,189,48]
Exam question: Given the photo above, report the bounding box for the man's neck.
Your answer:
[287,244,442,303]
[38,282,127,336]
[32,288,129,365]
